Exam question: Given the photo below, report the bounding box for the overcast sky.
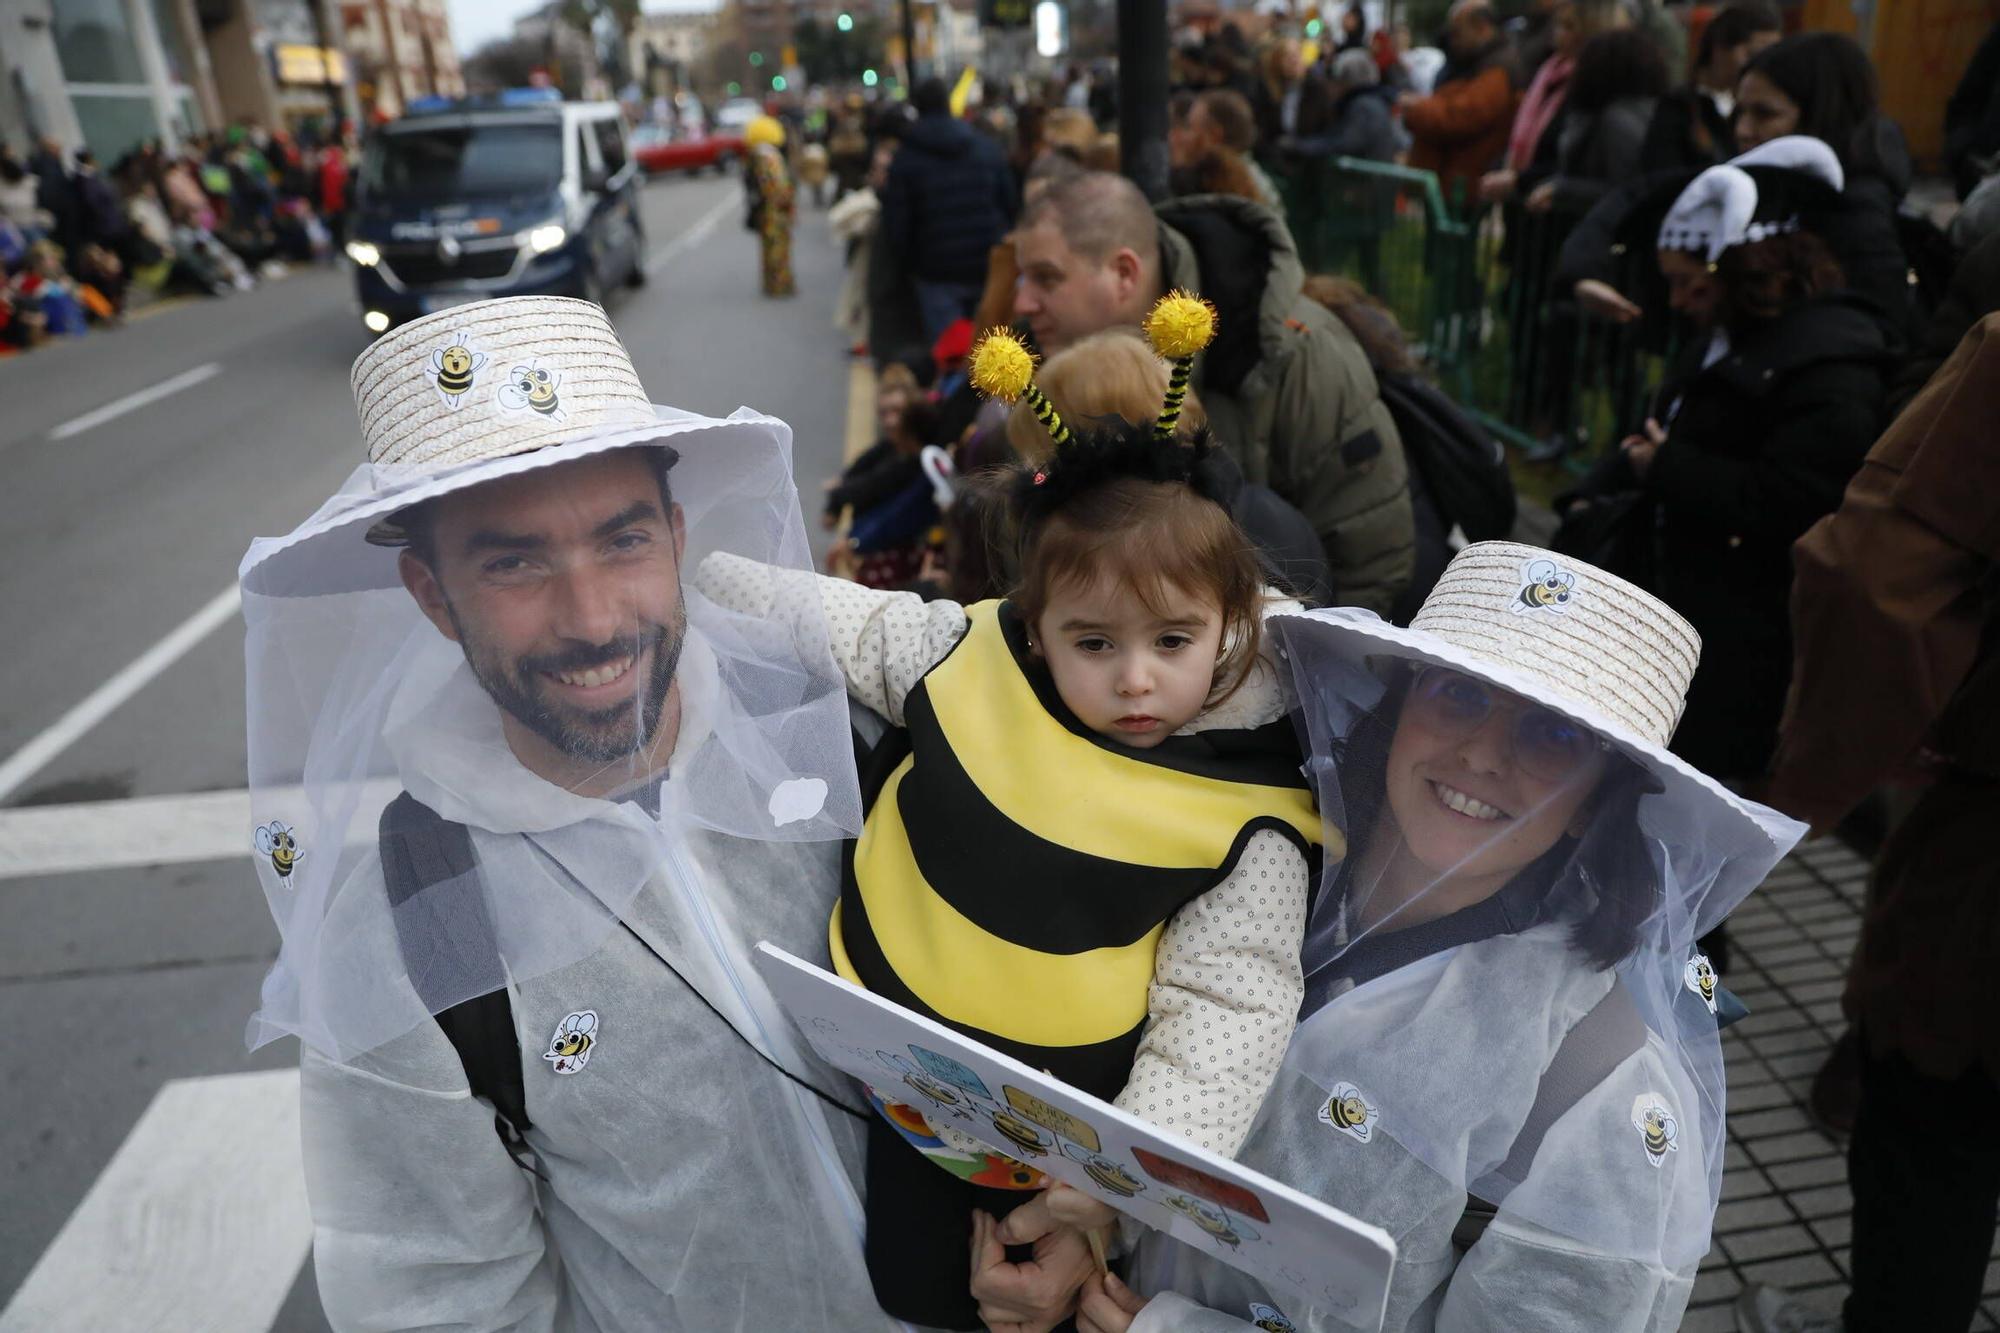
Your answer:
[445,0,722,58]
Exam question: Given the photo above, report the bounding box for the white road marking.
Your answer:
[647,188,741,275]
[0,780,397,879]
[47,363,223,441]
[0,1069,310,1333]
[0,583,241,804]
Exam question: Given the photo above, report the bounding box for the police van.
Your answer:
[344,90,646,334]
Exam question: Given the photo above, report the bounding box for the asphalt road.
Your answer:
[0,169,863,1323]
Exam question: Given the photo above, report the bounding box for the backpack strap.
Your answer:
[1453,981,1647,1250]
[379,792,538,1174]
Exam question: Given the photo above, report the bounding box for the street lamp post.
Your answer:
[1117,0,1169,200]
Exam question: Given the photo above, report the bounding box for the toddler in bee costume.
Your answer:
[696,295,1333,1329]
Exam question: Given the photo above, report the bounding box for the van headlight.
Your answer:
[345,240,380,267]
[528,224,567,255]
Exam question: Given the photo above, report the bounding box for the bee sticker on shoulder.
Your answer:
[1318,1080,1380,1144]
[425,332,487,410]
[1684,952,1719,1014]
[498,360,566,422]
[544,1009,598,1074]
[1513,556,1579,616]
[1631,1093,1680,1167]
[253,820,303,882]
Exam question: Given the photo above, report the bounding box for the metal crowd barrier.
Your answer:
[1269,155,1680,473]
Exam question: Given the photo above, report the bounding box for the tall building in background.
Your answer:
[339,0,463,121]
[0,0,359,163]
[633,9,719,96]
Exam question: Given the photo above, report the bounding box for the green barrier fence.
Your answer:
[1270,155,1679,476]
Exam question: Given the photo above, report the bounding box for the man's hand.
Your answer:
[969,1208,1094,1333]
[1620,416,1666,477]
[1477,168,1517,203]
[1524,180,1557,214]
[1044,1181,1120,1233]
[1575,278,1642,324]
[1077,1272,1150,1333]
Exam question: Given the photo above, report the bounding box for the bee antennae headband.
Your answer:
[1143,291,1218,439]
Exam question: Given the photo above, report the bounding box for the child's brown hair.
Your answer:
[1006,453,1267,711]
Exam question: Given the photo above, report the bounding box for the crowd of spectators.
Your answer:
[0,122,349,356]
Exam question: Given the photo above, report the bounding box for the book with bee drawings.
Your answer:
[752,943,1397,1328]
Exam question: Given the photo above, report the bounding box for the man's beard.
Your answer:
[454,602,687,766]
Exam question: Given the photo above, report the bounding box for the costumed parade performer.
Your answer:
[695,295,1332,1331]
[237,296,905,1330]
[1061,544,1805,1333]
[745,115,797,297]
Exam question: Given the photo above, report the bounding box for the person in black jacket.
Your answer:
[880,78,1018,342]
[1620,156,1892,783]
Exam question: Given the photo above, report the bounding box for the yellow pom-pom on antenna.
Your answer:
[969,329,1037,403]
[1144,291,1218,361]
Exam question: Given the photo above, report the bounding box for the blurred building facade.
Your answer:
[0,0,362,163]
[633,9,719,95]
[338,0,464,121]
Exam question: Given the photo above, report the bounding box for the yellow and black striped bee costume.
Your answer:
[831,600,1323,1100]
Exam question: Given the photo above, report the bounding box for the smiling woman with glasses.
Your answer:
[1055,543,1806,1333]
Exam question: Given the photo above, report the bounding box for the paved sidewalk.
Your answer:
[1683,836,2000,1331]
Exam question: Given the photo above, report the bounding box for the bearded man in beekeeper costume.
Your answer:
[237,296,910,1330]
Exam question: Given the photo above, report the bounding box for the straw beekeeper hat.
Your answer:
[1272,541,1797,858]
[239,295,794,599]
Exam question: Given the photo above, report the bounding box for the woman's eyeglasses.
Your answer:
[1407,667,1611,784]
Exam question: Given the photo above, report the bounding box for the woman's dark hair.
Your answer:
[1327,666,1661,971]
[1696,0,1781,72]
[1743,32,1878,168]
[1300,274,1418,376]
[1568,29,1673,114]
[1715,227,1847,331]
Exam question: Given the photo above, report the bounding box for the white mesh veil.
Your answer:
[1132,563,1805,1329]
[240,406,862,1060]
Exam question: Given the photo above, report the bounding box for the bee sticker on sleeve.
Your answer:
[1631,1093,1680,1167]
[252,820,303,882]
[1318,1081,1379,1144]
[498,361,566,422]
[1684,952,1719,1014]
[426,333,487,409]
[1249,1303,1298,1333]
[1513,557,1578,615]
[544,1009,598,1074]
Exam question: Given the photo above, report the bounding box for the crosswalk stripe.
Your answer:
[0,1070,310,1333]
[0,782,397,880]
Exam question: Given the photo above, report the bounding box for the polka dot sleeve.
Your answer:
[1113,828,1309,1158]
[692,552,968,727]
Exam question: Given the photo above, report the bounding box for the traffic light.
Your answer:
[836,12,853,31]
[862,67,878,86]
[1305,17,1322,36]
[773,74,788,90]
[749,50,765,66]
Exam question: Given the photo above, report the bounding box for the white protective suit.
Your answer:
[1122,579,1804,1333]
[296,652,905,1332]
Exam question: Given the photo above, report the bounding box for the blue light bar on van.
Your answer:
[500,87,563,106]
[406,95,454,113]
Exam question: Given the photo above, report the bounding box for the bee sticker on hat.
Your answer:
[426,333,487,409]
[1514,556,1579,615]
[1631,1093,1680,1166]
[253,820,303,882]
[1248,1303,1298,1333]
[498,360,566,422]
[1318,1081,1380,1144]
[1685,952,1719,1014]
[544,1009,598,1074]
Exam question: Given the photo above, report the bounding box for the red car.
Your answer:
[630,125,746,175]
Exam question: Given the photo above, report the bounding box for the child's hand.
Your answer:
[1044,1181,1119,1232]
[1078,1271,1149,1333]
